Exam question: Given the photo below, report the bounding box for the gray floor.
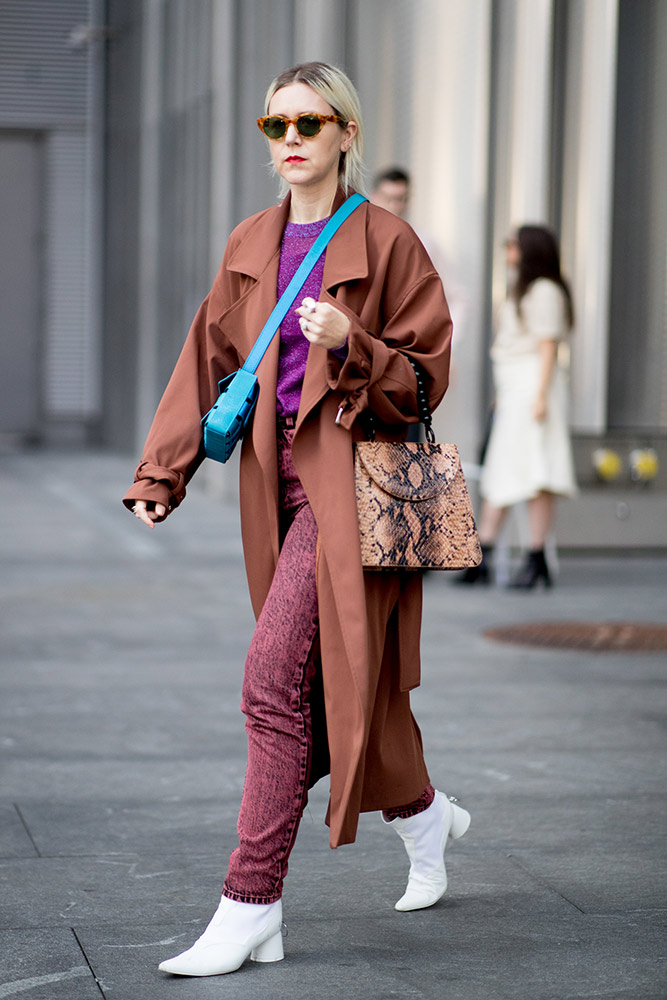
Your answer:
[1,450,666,1000]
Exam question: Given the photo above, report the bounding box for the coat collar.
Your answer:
[225,188,369,290]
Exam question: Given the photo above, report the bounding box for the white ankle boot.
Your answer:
[384,790,471,911]
[158,895,284,976]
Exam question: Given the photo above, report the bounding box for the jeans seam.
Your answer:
[224,466,320,902]
[223,627,316,903]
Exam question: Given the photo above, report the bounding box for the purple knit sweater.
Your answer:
[276,217,346,417]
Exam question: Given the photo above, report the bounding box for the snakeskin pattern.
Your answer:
[355,442,482,570]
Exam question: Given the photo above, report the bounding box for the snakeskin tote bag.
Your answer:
[354,359,482,571]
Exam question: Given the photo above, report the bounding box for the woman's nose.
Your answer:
[285,122,300,143]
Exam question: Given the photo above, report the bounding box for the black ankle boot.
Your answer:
[510,549,552,589]
[457,544,493,584]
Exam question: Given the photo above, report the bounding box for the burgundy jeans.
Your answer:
[222,425,433,904]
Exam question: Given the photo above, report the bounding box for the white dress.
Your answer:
[480,278,577,508]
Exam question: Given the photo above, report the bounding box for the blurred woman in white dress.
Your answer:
[462,225,576,588]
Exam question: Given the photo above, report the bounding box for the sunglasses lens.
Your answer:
[262,117,287,139]
[296,115,324,137]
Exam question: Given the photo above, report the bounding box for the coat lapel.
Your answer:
[226,197,290,280]
[321,189,369,288]
[215,199,289,518]
[214,199,289,362]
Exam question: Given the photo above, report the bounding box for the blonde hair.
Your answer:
[264,62,366,196]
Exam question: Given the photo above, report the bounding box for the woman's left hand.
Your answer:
[295,297,350,350]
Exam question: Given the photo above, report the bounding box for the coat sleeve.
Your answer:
[324,227,452,431]
[122,260,241,519]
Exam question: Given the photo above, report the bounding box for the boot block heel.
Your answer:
[250,929,284,964]
[449,800,471,840]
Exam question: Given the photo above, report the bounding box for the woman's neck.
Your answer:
[288,184,337,224]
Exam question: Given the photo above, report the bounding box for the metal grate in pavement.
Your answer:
[483,622,667,652]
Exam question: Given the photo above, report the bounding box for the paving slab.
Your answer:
[0,929,101,999]
[452,748,665,796]
[75,905,666,1000]
[1,450,666,1000]
[0,855,227,931]
[0,758,243,803]
[12,799,246,859]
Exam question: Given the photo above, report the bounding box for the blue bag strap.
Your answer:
[242,192,367,375]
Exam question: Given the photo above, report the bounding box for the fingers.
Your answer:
[300,318,319,342]
[295,298,350,349]
[295,298,320,341]
[132,501,154,529]
[132,501,167,529]
[295,297,317,331]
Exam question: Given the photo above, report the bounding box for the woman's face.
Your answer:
[266,81,357,194]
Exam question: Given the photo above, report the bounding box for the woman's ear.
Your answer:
[341,120,358,152]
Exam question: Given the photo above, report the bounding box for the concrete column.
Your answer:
[294,0,348,66]
[202,0,241,502]
[85,0,107,429]
[410,0,493,463]
[489,0,554,308]
[560,0,619,432]
[350,0,416,177]
[135,0,164,446]
[507,0,553,224]
[209,0,237,273]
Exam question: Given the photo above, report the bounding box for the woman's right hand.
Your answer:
[132,500,167,529]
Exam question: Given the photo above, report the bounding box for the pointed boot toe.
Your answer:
[394,870,448,911]
[158,940,245,977]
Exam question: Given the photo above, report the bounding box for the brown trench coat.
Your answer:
[123,189,452,847]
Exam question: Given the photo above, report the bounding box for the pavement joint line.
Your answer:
[12,804,41,858]
[505,854,586,914]
[71,928,107,999]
